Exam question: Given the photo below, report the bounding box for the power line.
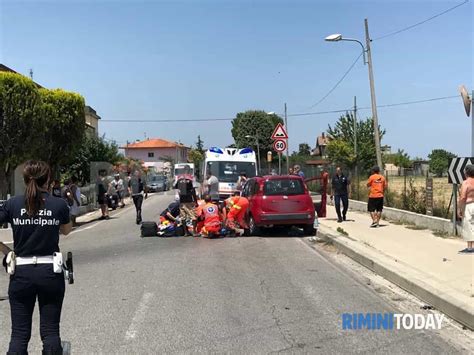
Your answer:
[100,94,458,123]
[357,95,458,110]
[103,117,235,123]
[307,53,363,110]
[373,0,470,41]
[288,109,349,117]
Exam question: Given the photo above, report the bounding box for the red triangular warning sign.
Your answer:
[271,123,288,139]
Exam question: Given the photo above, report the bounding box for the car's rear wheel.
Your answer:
[248,215,260,236]
[303,225,316,236]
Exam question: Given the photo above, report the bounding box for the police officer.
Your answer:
[128,170,148,224]
[330,166,351,223]
[0,160,72,355]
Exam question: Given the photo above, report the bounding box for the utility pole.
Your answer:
[284,103,289,173]
[364,19,383,169]
[353,96,359,200]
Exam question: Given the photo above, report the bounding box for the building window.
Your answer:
[148,152,154,158]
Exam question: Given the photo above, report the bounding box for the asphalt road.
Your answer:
[0,193,467,354]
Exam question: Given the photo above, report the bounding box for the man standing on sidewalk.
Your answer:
[330,167,351,223]
[128,170,147,224]
[367,166,387,228]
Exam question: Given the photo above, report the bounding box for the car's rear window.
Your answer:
[263,179,305,196]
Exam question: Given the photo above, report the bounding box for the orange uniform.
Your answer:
[200,202,221,235]
[195,200,206,232]
[367,174,387,198]
[226,196,249,229]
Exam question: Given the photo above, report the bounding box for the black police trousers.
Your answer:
[132,194,143,222]
[8,264,65,355]
[334,194,349,221]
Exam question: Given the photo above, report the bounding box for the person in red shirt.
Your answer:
[366,166,387,228]
[198,195,222,237]
[226,192,250,230]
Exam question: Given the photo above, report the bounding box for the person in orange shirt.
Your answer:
[198,195,222,238]
[458,164,474,253]
[226,192,250,231]
[366,166,387,228]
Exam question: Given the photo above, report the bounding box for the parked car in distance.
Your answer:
[241,175,317,236]
[147,175,169,192]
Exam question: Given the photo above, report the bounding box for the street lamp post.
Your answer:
[246,133,261,174]
[325,18,383,170]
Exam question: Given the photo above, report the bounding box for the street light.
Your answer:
[325,34,367,64]
[245,133,261,173]
[324,19,383,170]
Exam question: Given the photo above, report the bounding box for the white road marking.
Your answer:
[125,292,154,341]
[68,223,99,236]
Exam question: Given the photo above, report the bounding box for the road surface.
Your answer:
[0,193,468,354]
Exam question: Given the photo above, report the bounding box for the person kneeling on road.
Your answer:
[160,197,181,224]
[175,173,198,236]
[194,198,206,233]
[197,195,222,238]
[226,191,249,231]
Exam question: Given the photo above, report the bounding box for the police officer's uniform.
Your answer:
[0,192,70,355]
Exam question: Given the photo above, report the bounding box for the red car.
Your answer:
[241,175,317,236]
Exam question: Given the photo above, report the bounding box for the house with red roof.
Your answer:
[123,138,191,170]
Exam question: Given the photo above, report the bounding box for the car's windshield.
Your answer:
[150,176,165,183]
[175,168,194,176]
[207,161,256,183]
[264,179,305,196]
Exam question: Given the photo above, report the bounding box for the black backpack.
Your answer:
[140,222,158,237]
[176,178,191,197]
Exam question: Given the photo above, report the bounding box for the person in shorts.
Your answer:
[97,170,109,220]
[175,174,198,236]
[367,166,387,228]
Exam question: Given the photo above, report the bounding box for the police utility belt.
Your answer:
[5,252,74,284]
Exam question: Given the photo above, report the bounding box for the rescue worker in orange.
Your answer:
[198,195,222,237]
[226,191,249,230]
[195,198,206,234]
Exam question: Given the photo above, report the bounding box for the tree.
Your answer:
[35,88,86,174]
[384,149,411,172]
[196,135,205,155]
[326,139,356,168]
[327,112,385,172]
[188,149,204,179]
[231,110,284,163]
[0,72,42,198]
[298,143,311,156]
[63,135,122,184]
[428,149,456,177]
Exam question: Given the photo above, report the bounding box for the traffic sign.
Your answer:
[273,139,287,153]
[271,123,288,140]
[448,157,474,184]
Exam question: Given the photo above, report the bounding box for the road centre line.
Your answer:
[124,292,154,341]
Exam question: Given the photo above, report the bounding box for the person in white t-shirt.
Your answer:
[204,171,219,201]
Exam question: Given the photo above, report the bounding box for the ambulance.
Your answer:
[174,163,195,178]
[203,147,258,200]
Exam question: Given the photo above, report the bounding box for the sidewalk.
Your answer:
[316,206,474,330]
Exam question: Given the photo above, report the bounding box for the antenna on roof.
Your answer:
[29,69,33,80]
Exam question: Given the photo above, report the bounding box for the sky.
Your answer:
[1,0,473,159]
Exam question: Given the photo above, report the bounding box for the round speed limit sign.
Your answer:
[273,139,287,152]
